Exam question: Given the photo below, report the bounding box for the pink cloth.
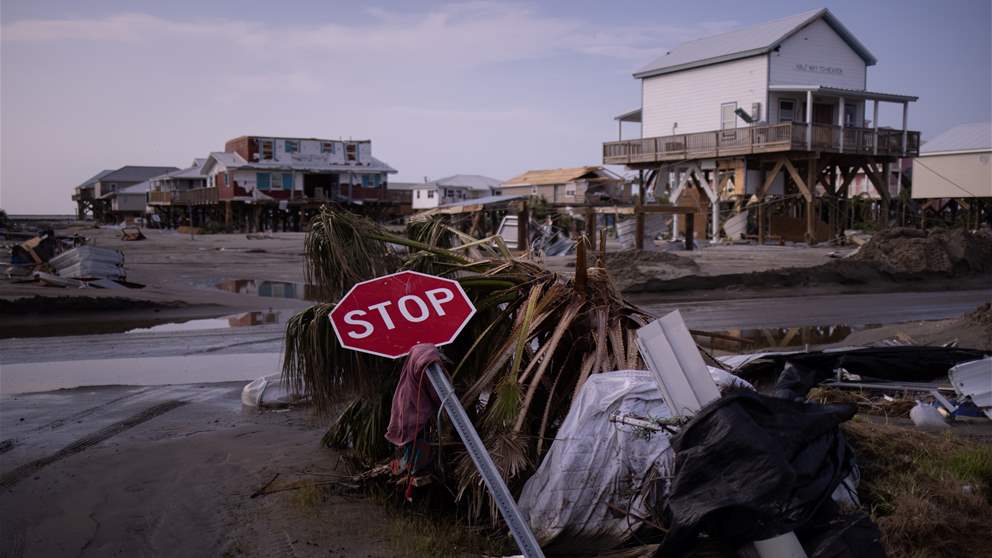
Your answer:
[385,344,443,446]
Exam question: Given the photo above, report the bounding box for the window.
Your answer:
[285,140,299,153]
[361,175,370,188]
[224,174,229,185]
[779,99,796,123]
[721,102,737,130]
[565,184,576,197]
[257,173,271,190]
[346,144,357,162]
[416,190,421,199]
[427,190,435,198]
[260,140,274,160]
[321,142,336,154]
[283,173,294,190]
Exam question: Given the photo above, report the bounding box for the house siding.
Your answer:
[912,151,992,198]
[768,18,867,89]
[642,54,768,137]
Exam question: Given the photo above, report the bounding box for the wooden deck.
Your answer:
[603,122,920,165]
[148,188,219,206]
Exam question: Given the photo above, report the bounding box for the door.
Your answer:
[812,103,834,125]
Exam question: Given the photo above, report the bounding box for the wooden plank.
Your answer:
[782,158,812,202]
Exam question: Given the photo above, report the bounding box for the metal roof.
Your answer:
[206,152,248,168]
[77,169,115,190]
[425,174,502,191]
[99,165,179,183]
[920,122,992,155]
[614,109,642,123]
[386,181,422,191]
[768,84,917,103]
[634,8,876,79]
[438,194,526,208]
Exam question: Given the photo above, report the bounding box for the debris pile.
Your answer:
[853,227,992,275]
[50,245,126,281]
[280,208,992,558]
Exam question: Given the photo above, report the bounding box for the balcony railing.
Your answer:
[148,188,219,205]
[603,122,920,165]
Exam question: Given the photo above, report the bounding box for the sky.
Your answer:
[1,0,990,214]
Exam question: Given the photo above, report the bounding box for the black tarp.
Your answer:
[735,346,990,388]
[656,391,859,556]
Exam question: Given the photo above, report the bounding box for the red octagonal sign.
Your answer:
[328,271,476,359]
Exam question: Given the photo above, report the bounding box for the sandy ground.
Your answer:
[0,383,401,557]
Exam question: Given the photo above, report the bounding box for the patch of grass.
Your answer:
[383,511,511,558]
[844,420,992,558]
[364,484,512,558]
[292,480,328,516]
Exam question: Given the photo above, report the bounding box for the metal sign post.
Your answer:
[425,363,545,558]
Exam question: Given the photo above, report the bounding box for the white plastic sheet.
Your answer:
[518,368,750,552]
[241,374,298,408]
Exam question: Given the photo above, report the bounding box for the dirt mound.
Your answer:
[967,301,992,329]
[580,249,700,291]
[853,227,992,275]
[602,249,700,270]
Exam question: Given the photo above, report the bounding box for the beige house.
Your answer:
[912,122,991,199]
[500,166,628,204]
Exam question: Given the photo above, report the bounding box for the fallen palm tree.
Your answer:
[282,207,651,520]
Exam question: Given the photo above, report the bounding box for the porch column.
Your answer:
[872,100,880,155]
[618,120,622,142]
[901,102,909,156]
[805,90,813,150]
[838,97,845,153]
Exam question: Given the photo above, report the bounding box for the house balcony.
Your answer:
[603,122,920,166]
[148,188,219,206]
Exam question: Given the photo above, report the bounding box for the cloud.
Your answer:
[1,3,738,67]
[0,2,740,212]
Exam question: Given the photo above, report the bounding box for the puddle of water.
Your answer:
[693,323,882,353]
[1,352,281,394]
[124,311,283,334]
[213,279,322,301]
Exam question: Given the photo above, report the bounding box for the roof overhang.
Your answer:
[920,148,992,157]
[614,108,643,123]
[768,84,918,103]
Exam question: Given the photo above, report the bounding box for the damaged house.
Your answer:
[147,135,398,230]
[499,166,629,204]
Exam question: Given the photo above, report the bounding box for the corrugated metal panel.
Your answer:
[949,359,992,419]
[921,122,992,154]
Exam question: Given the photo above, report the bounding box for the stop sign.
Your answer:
[328,271,477,359]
